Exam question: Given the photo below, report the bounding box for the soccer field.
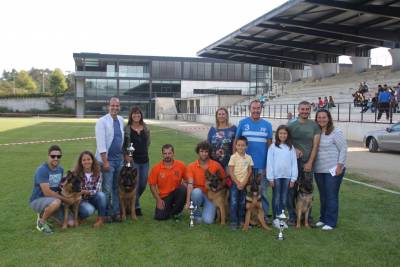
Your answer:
[0,118,399,267]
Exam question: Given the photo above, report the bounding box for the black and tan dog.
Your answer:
[61,171,82,229]
[118,165,138,222]
[243,173,270,231]
[205,169,229,225]
[295,171,313,228]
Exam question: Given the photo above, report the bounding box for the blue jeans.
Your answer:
[133,162,149,210]
[314,168,345,228]
[272,178,290,218]
[79,192,107,218]
[191,188,216,224]
[254,168,269,218]
[102,160,122,216]
[230,183,246,224]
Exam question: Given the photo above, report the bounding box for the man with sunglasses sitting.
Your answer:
[29,145,76,234]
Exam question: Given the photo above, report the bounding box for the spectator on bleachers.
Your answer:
[352,91,364,107]
[318,97,324,109]
[328,96,336,108]
[259,94,266,107]
[378,84,384,93]
[323,97,329,109]
[396,83,400,113]
[358,82,368,94]
[377,88,393,121]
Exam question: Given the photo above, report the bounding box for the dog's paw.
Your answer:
[62,224,68,230]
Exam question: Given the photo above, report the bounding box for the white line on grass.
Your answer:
[0,137,95,146]
[344,177,400,195]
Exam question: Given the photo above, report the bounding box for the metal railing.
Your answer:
[195,102,399,124]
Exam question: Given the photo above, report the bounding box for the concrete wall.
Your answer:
[0,97,51,111]
[195,114,386,142]
[180,80,249,98]
[0,97,73,112]
[155,97,177,120]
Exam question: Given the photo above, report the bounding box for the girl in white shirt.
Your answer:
[267,125,298,229]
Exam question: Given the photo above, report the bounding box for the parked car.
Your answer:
[363,122,400,152]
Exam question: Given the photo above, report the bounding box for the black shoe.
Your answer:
[287,219,296,226]
[135,208,143,216]
[112,214,122,223]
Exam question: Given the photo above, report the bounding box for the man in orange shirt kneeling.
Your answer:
[149,144,187,220]
[185,141,226,224]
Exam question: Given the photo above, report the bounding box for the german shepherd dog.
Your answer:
[205,169,229,225]
[243,173,270,231]
[296,171,313,228]
[118,165,138,222]
[61,171,82,229]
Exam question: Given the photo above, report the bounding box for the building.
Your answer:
[73,53,272,117]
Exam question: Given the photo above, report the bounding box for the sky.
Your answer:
[0,0,392,73]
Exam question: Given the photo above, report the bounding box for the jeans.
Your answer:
[79,192,107,218]
[190,188,216,224]
[314,168,345,228]
[254,168,269,218]
[154,185,187,220]
[230,183,246,224]
[133,162,149,210]
[102,159,122,217]
[272,178,290,218]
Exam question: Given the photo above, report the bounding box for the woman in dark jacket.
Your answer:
[124,106,150,216]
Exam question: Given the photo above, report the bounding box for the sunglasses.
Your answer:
[49,154,62,159]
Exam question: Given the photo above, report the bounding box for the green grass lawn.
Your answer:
[0,118,399,267]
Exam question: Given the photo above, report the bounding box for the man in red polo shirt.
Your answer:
[185,141,226,224]
[149,144,187,220]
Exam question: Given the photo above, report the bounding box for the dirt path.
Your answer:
[147,120,400,189]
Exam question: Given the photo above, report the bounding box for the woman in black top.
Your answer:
[124,106,151,216]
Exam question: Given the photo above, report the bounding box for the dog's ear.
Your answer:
[132,167,138,177]
[205,169,211,180]
[215,169,222,179]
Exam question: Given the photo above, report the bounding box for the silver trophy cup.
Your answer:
[277,210,287,240]
[126,142,135,167]
[189,201,197,228]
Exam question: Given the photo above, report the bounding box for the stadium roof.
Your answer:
[197,0,400,69]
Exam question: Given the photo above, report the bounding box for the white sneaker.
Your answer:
[315,221,325,227]
[272,219,280,229]
[322,225,333,231]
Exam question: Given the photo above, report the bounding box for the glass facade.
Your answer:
[74,53,272,116]
[249,65,272,95]
[85,79,117,98]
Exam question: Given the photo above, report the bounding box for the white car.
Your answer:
[363,122,400,152]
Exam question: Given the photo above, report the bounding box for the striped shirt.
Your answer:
[314,128,347,173]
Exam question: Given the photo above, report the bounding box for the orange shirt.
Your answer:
[148,160,186,198]
[186,159,226,193]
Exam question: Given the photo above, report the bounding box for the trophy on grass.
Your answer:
[277,210,287,241]
[126,143,135,167]
[189,201,197,228]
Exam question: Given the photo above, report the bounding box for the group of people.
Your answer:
[29,97,347,234]
[356,82,400,120]
[312,96,335,111]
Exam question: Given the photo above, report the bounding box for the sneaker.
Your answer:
[315,221,325,227]
[272,219,280,229]
[172,213,182,222]
[230,223,238,230]
[322,225,333,231]
[135,208,143,216]
[36,220,53,234]
[287,219,296,226]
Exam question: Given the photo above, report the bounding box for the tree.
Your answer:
[48,68,67,108]
[15,70,37,91]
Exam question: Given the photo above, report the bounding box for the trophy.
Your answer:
[189,201,197,228]
[277,210,287,241]
[126,143,135,167]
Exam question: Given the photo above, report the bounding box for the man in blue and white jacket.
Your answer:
[235,100,273,222]
[95,97,125,222]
